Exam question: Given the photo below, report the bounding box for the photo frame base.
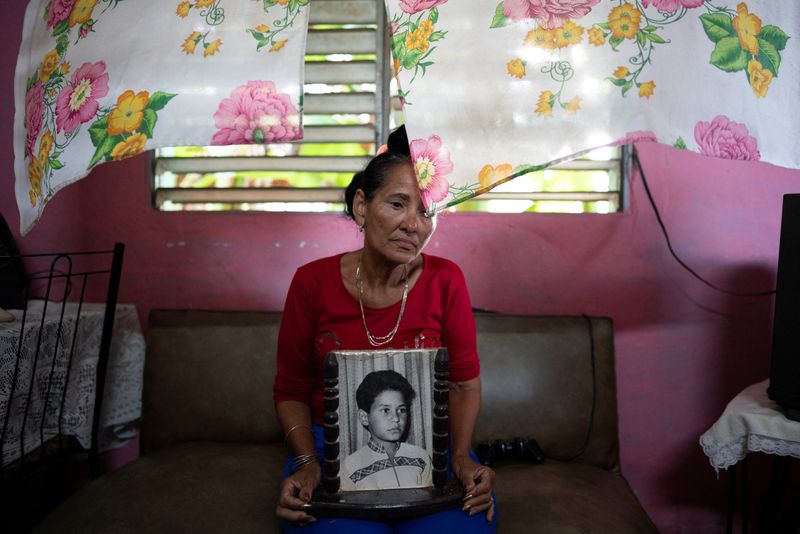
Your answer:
[308,479,464,520]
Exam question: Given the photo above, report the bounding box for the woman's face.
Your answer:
[356,162,436,265]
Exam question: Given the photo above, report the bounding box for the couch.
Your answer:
[33,310,658,533]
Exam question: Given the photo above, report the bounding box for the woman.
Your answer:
[274,126,496,532]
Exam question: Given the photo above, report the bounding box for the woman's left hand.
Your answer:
[452,453,496,522]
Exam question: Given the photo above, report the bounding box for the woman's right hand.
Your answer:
[276,461,322,525]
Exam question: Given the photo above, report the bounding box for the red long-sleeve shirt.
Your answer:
[273,253,480,424]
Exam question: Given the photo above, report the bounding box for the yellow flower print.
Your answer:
[554,21,583,48]
[747,59,772,97]
[638,81,655,99]
[110,133,148,161]
[195,0,214,7]
[276,0,289,5]
[182,32,201,54]
[61,60,70,75]
[70,0,97,28]
[393,57,400,76]
[535,91,554,117]
[39,49,60,83]
[176,1,190,17]
[255,24,270,33]
[418,20,434,38]
[609,3,641,40]
[38,130,54,159]
[204,39,222,57]
[29,189,38,207]
[478,163,513,189]
[108,90,150,136]
[525,28,556,49]
[27,158,43,188]
[613,66,629,78]
[507,58,526,79]
[405,29,430,53]
[270,39,288,52]
[588,27,605,46]
[564,96,581,114]
[732,3,761,55]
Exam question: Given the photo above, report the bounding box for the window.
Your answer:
[152,0,627,215]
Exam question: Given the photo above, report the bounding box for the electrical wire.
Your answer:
[632,148,776,297]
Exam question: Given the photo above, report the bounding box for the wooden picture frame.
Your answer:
[309,347,463,519]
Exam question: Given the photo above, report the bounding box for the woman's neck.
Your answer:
[358,249,411,289]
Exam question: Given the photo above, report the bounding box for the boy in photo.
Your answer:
[340,370,432,491]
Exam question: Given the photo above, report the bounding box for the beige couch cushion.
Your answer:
[141,310,283,453]
[494,460,658,533]
[32,442,286,534]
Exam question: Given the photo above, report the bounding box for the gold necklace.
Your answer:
[355,257,409,347]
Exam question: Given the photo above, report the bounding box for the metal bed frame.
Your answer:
[0,243,125,530]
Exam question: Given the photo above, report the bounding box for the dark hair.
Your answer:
[355,370,416,412]
[344,126,412,220]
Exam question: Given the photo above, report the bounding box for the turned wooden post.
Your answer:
[322,352,340,493]
[432,348,449,489]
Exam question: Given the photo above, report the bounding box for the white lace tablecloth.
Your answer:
[0,300,144,466]
[699,379,800,473]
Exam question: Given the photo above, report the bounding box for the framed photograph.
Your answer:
[335,348,437,491]
[310,348,460,519]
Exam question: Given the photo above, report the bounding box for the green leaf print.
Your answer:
[140,109,157,138]
[147,91,177,112]
[88,116,109,146]
[88,136,118,168]
[700,13,734,43]
[646,33,667,44]
[710,36,747,72]
[674,137,687,150]
[429,6,439,24]
[758,25,789,51]
[756,38,780,77]
[401,50,422,69]
[56,34,69,56]
[490,2,510,29]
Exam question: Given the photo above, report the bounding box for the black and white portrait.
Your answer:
[334,349,437,492]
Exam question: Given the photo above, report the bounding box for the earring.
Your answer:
[358,223,364,232]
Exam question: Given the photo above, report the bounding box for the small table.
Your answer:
[0,301,145,467]
[699,379,800,533]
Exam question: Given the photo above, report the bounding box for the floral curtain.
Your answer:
[385,0,799,213]
[14,0,309,234]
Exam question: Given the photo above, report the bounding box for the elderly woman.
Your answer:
[274,126,496,533]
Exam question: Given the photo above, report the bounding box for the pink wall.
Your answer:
[2,5,798,532]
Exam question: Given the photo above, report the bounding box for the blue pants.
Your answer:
[281,426,497,534]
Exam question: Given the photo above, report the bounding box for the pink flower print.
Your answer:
[24,82,45,159]
[410,134,453,208]
[46,0,76,29]
[503,0,601,29]
[55,61,109,134]
[211,80,301,145]
[79,20,95,39]
[694,115,760,162]
[398,0,448,15]
[640,0,703,13]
